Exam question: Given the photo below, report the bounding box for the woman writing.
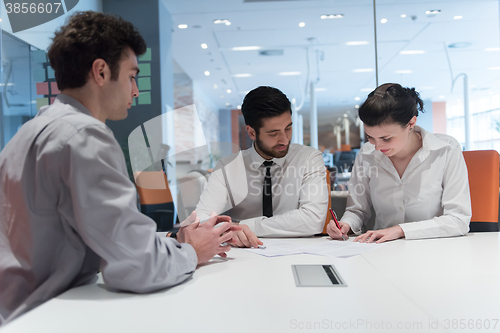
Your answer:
[327,83,471,243]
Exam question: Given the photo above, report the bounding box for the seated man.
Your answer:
[0,11,238,324]
[196,86,328,247]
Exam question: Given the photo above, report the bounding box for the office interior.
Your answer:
[1,0,500,225]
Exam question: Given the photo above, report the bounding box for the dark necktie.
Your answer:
[262,161,273,218]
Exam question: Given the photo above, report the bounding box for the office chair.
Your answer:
[463,150,500,232]
[176,171,208,222]
[134,171,176,231]
[335,151,357,173]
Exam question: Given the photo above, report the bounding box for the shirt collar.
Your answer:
[250,142,287,168]
[52,94,93,118]
[361,125,449,163]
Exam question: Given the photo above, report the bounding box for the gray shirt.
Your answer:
[0,95,197,324]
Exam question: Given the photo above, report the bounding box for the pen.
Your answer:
[329,208,348,241]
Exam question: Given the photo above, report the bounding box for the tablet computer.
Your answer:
[292,264,347,287]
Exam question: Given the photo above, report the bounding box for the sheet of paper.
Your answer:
[242,239,307,257]
[242,238,383,258]
[303,241,383,258]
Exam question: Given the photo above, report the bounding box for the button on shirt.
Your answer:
[196,143,328,237]
[0,95,197,324]
[341,126,471,239]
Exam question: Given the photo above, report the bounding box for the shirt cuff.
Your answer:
[399,220,440,240]
[239,217,265,236]
[173,239,199,268]
[340,215,364,235]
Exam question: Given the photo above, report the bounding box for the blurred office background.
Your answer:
[1,0,499,218]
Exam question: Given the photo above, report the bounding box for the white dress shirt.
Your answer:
[0,95,197,324]
[196,143,328,237]
[341,126,471,240]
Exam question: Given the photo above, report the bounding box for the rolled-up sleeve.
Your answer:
[60,125,198,293]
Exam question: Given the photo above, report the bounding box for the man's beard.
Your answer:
[255,135,290,158]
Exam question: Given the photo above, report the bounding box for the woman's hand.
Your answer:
[354,225,405,244]
[326,220,351,240]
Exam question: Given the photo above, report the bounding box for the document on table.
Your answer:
[302,241,382,258]
[243,239,308,257]
[243,239,383,258]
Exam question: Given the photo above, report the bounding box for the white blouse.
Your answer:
[341,126,471,240]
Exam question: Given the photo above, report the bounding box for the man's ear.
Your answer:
[90,59,108,86]
[246,125,257,140]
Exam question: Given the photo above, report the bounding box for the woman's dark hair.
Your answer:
[48,11,146,91]
[358,83,424,127]
[241,86,292,133]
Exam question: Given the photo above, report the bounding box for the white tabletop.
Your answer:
[2,233,500,333]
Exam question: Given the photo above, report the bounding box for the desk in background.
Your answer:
[2,233,500,333]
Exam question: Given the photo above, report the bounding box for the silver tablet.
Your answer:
[292,264,347,287]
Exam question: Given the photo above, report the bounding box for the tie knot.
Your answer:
[263,161,273,167]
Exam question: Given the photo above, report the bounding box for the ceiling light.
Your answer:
[214,19,231,25]
[299,22,306,27]
[233,73,252,78]
[380,18,388,24]
[279,71,301,76]
[425,10,441,15]
[227,89,232,93]
[220,95,224,98]
[454,16,463,20]
[346,41,369,46]
[353,68,374,73]
[213,84,218,89]
[226,102,230,106]
[354,97,361,101]
[401,14,407,18]
[485,47,500,51]
[355,105,360,109]
[204,71,210,76]
[395,70,412,74]
[400,50,425,55]
[201,43,208,49]
[178,24,188,29]
[320,14,343,19]
[291,98,297,104]
[232,46,261,51]
[237,105,241,109]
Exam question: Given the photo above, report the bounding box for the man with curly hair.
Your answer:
[0,11,239,324]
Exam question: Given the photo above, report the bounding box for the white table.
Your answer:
[2,233,500,333]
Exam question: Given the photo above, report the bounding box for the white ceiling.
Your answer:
[163,0,500,124]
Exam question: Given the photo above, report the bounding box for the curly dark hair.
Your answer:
[241,86,292,133]
[48,11,146,91]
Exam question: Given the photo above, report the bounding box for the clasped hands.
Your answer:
[176,212,263,264]
[327,220,404,244]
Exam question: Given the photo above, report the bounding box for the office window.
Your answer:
[376,0,500,150]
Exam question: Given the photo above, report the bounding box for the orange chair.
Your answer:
[340,144,351,152]
[321,169,332,235]
[134,171,176,231]
[463,150,500,232]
